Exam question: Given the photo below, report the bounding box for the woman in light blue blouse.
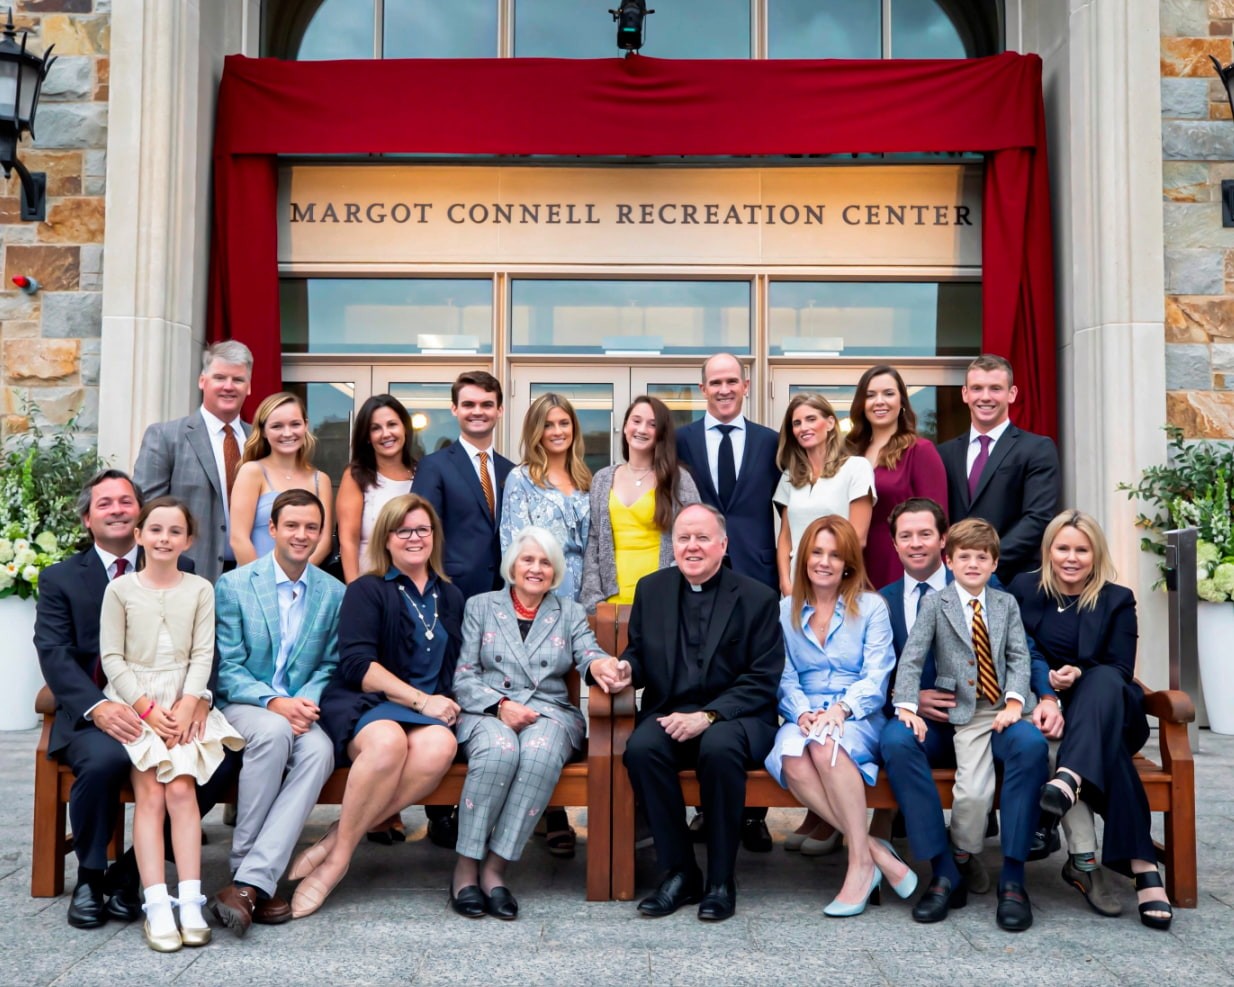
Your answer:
[498,393,592,856]
[766,514,914,918]
[500,393,591,605]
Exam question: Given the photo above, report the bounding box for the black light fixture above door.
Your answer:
[610,1,653,53]
[1210,53,1234,227]
[0,7,55,221]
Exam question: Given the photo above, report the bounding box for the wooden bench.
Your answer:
[605,604,1199,907]
[32,607,633,902]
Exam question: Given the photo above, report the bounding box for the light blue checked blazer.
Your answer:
[215,554,345,708]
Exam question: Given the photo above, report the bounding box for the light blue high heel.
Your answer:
[823,865,883,917]
[876,838,920,899]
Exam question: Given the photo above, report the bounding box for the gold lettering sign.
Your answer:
[278,164,982,268]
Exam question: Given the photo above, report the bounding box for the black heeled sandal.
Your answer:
[1039,770,1080,818]
[1134,870,1173,931]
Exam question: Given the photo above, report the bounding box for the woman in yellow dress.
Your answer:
[581,395,700,610]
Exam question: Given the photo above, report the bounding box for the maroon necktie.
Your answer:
[92,558,129,688]
[967,434,991,498]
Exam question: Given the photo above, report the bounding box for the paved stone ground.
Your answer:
[2,726,1233,986]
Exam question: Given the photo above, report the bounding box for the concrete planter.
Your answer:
[0,595,41,731]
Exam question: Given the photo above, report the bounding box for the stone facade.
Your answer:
[1161,0,1234,436]
[0,1,107,444]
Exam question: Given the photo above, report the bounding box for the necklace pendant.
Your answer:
[634,479,642,486]
[424,629,435,640]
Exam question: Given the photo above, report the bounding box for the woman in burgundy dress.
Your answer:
[847,365,948,590]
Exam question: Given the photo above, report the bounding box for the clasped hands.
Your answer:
[589,656,633,694]
[269,696,322,735]
[96,695,206,747]
[797,704,848,737]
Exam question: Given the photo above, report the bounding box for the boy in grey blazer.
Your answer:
[893,518,1044,932]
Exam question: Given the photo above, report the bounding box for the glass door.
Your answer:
[769,365,967,444]
[372,365,493,463]
[509,366,628,471]
[282,365,374,494]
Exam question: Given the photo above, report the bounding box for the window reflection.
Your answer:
[384,0,496,58]
[281,278,494,355]
[768,1,881,60]
[384,382,459,461]
[515,0,749,58]
[283,381,356,490]
[510,280,751,355]
[891,0,972,58]
[297,0,375,60]
[769,281,981,357]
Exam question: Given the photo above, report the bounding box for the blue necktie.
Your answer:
[916,581,930,615]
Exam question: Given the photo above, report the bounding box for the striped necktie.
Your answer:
[478,450,495,517]
[970,598,1000,703]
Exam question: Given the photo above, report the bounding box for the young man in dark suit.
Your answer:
[936,354,1060,583]
[35,470,238,929]
[411,370,513,847]
[412,370,513,602]
[675,352,780,852]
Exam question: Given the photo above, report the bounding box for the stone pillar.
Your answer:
[98,0,257,470]
[1022,0,1169,686]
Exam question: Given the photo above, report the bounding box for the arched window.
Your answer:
[263,0,1002,61]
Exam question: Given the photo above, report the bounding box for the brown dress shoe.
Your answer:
[253,894,293,925]
[210,884,256,937]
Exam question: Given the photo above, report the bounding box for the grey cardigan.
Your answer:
[580,464,700,612]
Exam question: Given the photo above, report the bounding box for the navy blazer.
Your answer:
[411,440,514,601]
[318,571,465,765]
[1009,575,1138,683]
[35,547,195,755]
[880,569,1054,713]
[937,424,1060,582]
[676,417,780,589]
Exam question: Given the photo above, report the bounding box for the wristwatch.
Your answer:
[835,700,852,718]
[702,710,719,725]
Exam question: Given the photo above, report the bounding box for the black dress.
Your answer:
[1009,574,1153,871]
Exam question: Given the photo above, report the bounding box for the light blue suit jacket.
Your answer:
[215,554,345,708]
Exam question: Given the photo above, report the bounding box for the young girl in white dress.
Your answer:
[99,496,244,952]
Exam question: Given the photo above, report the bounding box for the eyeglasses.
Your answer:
[393,526,433,541]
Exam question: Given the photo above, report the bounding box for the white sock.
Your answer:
[176,879,207,930]
[143,884,176,937]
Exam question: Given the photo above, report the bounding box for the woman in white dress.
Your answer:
[336,394,417,584]
[775,392,876,598]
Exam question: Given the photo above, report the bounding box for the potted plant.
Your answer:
[0,413,103,730]
[1119,426,1234,733]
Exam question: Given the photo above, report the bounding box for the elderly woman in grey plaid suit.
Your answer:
[449,526,610,920]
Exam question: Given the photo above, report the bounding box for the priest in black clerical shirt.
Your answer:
[590,504,784,922]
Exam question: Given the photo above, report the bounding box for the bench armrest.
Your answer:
[1137,680,1196,725]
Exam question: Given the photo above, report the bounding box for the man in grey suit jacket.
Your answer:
[211,489,344,936]
[132,341,253,583]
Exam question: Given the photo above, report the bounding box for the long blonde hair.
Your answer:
[777,393,846,488]
[241,391,317,470]
[790,514,870,630]
[519,393,591,492]
[1038,510,1118,612]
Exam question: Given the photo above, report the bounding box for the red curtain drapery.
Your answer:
[209,52,1056,436]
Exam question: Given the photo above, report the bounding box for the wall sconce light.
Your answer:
[1210,54,1234,227]
[609,1,653,53]
[0,8,55,222]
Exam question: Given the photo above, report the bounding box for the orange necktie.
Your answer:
[970,598,1000,703]
[478,450,495,517]
[223,425,241,501]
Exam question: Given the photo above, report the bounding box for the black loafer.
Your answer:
[448,884,487,919]
[740,819,773,854]
[1028,823,1061,862]
[996,881,1033,932]
[485,886,519,921]
[697,880,737,921]
[911,876,967,924]
[427,811,459,850]
[67,879,106,929]
[106,885,143,922]
[637,869,704,918]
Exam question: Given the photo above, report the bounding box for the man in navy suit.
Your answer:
[412,370,514,601]
[35,470,238,929]
[877,497,1062,923]
[411,370,513,846]
[676,353,781,852]
[936,355,1060,583]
